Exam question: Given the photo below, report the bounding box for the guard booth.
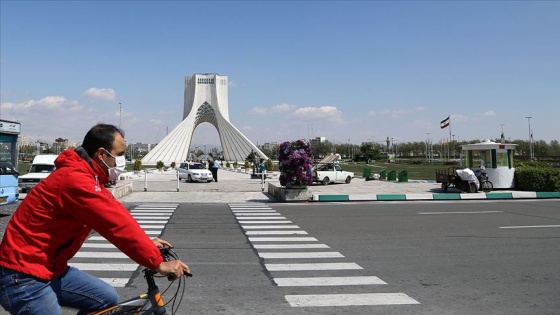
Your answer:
[460,139,517,189]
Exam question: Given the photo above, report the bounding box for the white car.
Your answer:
[178,162,213,183]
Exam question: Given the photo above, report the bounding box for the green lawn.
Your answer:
[340,161,454,181]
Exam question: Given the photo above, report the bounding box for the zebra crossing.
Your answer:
[68,203,178,287]
[229,203,420,308]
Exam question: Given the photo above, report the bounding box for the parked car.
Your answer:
[18,154,58,193]
[312,162,354,185]
[178,162,213,183]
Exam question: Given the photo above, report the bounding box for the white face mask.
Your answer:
[103,150,127,181]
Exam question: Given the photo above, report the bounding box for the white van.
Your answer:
[18,154,58,193]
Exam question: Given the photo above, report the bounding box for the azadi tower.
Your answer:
[141,73,268,165]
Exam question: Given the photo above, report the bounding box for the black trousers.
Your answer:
[211,168,218,182]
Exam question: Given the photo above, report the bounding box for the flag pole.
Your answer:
[448,115,452,161]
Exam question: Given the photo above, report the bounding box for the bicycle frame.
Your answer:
[88,269,166,315]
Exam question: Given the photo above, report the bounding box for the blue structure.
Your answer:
[0,119,21,205]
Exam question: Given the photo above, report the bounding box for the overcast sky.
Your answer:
[1,1,558,147]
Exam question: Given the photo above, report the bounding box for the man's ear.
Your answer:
[94,148,106,161]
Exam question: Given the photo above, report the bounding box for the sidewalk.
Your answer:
[117,168,560,203]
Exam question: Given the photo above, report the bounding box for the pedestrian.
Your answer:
[259,159,266,182]
[0,123,190,314]
[211,158,220,182]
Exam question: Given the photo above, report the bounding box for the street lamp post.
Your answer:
[119,102,122,128]
[525,117,533,160]
[426,133,431,162]
[452,134,455,159]
[500,124,505,144]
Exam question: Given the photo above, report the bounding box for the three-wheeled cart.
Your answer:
[436,167,493,193]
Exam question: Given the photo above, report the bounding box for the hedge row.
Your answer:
[515,165,560,192]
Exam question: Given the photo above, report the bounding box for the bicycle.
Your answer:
[88,246,192,315]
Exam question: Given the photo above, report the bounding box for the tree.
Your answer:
[133,159,142,171]
[156,161,164,170]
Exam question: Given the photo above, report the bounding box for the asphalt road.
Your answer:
[109,199,558,315]
[3,199,558,314]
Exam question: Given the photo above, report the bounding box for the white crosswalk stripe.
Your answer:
[69,203,177,287]
[285,293,420,307]
[259,252,344,259]
[274,276,387,286]
[229,203,420,309]
[242,225,300,229]
[254,244,330,249]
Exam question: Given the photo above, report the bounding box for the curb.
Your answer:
[312,191,560,202]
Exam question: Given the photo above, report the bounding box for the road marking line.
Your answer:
[81,243,117,249]
[249,237,318,242]
[237,216,287,220]
[87,236,108,241]
[99,278,129,287]
[418,211,503,215]
[274,276,387,287]
[242,225,300,229]
[131,211,173,214]
[74,252,128,258]
[266,263,362,271]
[139,225,165,229]
[254,244,330,249]
[87,233,162,239]
[232,210,276,213]
[246,231,308,235]
[235,213,281,216]
[144,230,162,235]
[500,225,560,229]
[238,220,292,224]
[136,220,168,224]
[259,252,344,259]
[69,263,138,271]
[132,216,171,220]
[285,293,420,307]
[134,207,177,209]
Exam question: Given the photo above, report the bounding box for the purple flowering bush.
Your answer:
[278,140,314,187]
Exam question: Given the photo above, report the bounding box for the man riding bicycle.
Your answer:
[0,123,190,314]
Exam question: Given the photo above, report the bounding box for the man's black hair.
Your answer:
[81,123,125,157]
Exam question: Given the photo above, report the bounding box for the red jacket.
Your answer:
[0,148,163,280]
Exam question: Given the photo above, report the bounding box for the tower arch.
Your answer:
[141,73,268,165]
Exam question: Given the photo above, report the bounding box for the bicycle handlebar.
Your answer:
[158,245,193,281]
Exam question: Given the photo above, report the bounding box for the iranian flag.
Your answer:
[440,116,450,129]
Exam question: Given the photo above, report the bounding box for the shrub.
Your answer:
[265,159,274,171]
[170,162,176,169]
[133,159,142,171]
[515,165,560,192]
[226,161,231,168]
[233,161,239,168]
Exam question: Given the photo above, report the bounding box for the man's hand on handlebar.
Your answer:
[152,237,173,248]
[156,260,191,280]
